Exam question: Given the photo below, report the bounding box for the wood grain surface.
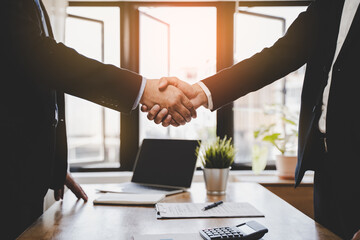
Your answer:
[18,182,340,240]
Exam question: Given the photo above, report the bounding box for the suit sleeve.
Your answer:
[202,1,320,110]
[8,0,142,113]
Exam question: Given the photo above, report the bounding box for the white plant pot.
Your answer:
[275,155,297,180]
[203,167,230,195]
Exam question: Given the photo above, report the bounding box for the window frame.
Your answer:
[68,0,313,172]
[65,14,107,166]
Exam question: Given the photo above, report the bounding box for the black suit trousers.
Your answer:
[314,144,360,240]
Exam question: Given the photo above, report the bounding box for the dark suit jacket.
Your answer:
[202,0,360,186]
[3,0,142,211]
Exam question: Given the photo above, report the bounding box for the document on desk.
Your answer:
[155,202,264,219]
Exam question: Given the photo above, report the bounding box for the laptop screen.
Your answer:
[131,139,200,188]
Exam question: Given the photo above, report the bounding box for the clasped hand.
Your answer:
[140,77,208,127]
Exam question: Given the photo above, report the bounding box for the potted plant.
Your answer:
[253,104,299,179]
[196,136,235,195]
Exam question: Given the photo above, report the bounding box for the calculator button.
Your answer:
[210,235,221,239]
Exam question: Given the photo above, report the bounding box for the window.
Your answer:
[233,6,307,167]
[64,7,120,167]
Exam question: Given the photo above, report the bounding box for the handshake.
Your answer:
[139,77,209,127]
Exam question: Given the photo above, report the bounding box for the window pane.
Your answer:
[233,7,307,165]
[139,7,217,148]
[64,7,120,165]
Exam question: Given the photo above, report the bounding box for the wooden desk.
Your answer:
[19,182,340,240]
[235,172,315,219]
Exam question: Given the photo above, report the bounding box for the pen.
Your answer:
[202,201,223,211]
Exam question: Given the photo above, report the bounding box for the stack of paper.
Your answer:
[93,193,165,206]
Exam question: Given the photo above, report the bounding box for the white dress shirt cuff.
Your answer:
[197,81,213,110]
[132,77,147,110]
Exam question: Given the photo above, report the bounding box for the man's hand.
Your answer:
[140,79,196,125]
[157,77,207,108]
[54,172,88,202]
[353,230,360,240]
[141,77,208,127]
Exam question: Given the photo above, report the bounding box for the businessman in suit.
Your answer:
[144,0,360,238]
[2,0,196,239]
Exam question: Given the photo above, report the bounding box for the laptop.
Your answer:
[99,138,200,196]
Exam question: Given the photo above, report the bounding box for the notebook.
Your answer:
[93,192,165,206]
[97,139,200,196]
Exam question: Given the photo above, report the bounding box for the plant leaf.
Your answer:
[200,135,235,168]
[262,133,281,143]
[252,144,268,174]
[282,117,296,126]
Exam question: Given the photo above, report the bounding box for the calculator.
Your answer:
[199,220,268,240]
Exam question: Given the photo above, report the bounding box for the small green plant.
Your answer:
[252,104,298,174]
[254,104,298,155]
[196,136,236,169]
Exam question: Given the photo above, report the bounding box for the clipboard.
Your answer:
[155,202,264,219]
